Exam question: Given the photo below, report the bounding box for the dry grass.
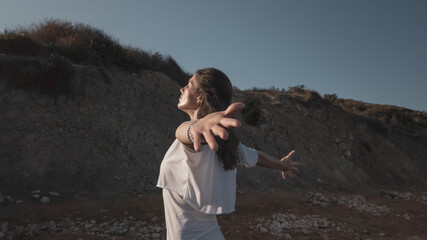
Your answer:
[284,85,322,102]
[0,19,190,87]
[243,85,426,131]
[255,85,426,130]
[324,96,427,130]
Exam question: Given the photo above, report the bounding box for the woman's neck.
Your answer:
[187,109,199,121]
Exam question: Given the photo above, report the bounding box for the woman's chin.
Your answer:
[177,104,188,113]
[177,103,184,110]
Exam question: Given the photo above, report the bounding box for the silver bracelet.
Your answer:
[187,119,200,143]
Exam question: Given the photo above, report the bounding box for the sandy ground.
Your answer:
[1,190,426,240]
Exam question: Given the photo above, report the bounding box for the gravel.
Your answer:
[252,192,423,239]
[337,195,392,216]
[251,213,345,238]
[0,216,165,240]
[380,190,427,204]
[300,192,332,207]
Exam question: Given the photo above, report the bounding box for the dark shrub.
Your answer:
[287,85,305,94]
[323,93,338,103]
[0,34,42,56]
[303,90,322,102]
[0,54,74,96]
[241,99,265,126]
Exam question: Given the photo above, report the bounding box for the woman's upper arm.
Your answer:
[176,121,192,145]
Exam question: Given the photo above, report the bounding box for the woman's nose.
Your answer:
[180,88,184,93]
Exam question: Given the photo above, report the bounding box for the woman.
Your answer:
[157,68,302,239]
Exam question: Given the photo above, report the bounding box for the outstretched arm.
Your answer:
[175,102,245,152]
[256,150,302,180]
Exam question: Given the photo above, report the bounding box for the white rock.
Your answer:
[403,213,413,220]
[49,191,60,196]
[90,227,101,233]
[40,196,50,203]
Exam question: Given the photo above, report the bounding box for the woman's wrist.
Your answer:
[258,151,282,169]
[187,119,200,143]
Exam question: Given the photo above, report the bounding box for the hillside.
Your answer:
[0,21,426,203]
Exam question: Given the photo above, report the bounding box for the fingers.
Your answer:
[193,131,202,152]
[282,170,296,180]
[211,125,229,140]
[281,150,295,162]
[284,162,303,169]
[281,163,301,174]
[287,150,296,157]
[219,118,241,128]
[203,132,218,151]
[224,102,245,117]
[280,149,301,180]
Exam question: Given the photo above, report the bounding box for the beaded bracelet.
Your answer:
[187,119,200,143]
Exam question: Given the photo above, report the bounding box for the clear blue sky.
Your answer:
[1,0,426,111]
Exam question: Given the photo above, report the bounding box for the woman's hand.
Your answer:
[191,102,245,152]
[280,150,303,180]
[257,150,303,180]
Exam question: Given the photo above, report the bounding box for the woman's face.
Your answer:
[177,74,200,112]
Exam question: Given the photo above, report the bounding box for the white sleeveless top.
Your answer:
[156,139,258,214]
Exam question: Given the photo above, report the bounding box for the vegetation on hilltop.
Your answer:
[324,94,427,130]
[285,86,427,130]
[0,19,190,96]
[242,85,427,131]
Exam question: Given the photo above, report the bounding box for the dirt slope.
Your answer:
[1,55,426,202]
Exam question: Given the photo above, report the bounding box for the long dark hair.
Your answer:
[195,68,240,171]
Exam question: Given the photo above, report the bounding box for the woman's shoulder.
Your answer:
[238,142,259,167]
